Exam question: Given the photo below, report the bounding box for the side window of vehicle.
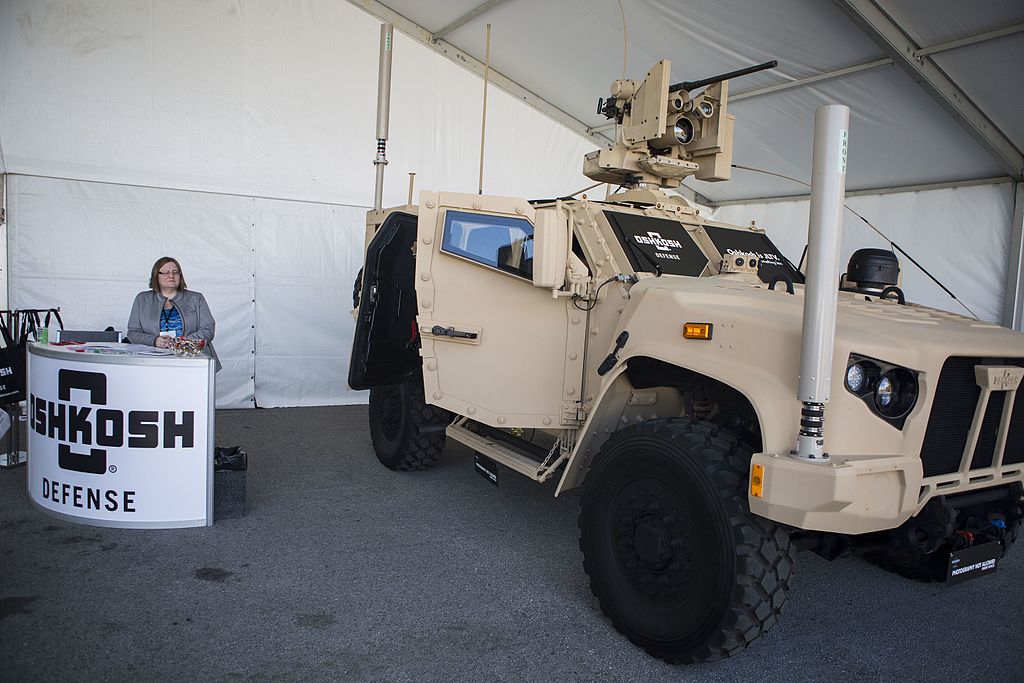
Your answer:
[441,210,534,280]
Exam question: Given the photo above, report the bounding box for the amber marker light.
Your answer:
[682,322,713,340]
[750,463,765,498]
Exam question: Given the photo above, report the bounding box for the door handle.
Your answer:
[431,325,478,340]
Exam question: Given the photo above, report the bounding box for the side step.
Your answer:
[446,420,544,481]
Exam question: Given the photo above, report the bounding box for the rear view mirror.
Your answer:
[532,208,568,289]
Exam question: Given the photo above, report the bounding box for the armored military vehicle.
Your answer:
[348,55,1024,663]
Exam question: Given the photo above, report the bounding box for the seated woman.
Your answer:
[127,256,222,372]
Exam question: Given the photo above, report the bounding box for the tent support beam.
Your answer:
[345,0,611,145]
[432,0,509,41]
[834,0,1023,180]
[1004,182,1024,331]
[915,21,1024,57]
[731,58,892,102]
[732,21,1023,103]
[707,176,1012,207]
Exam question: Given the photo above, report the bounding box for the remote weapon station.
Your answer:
[349,26,1024,664]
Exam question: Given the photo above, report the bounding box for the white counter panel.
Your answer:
[27,344,215,528]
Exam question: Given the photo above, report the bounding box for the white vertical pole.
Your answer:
[0,173,8,310]
[1003,181,1024,331]
[478,23,491,195]
[793,105,850,461]
[373,24,394,212]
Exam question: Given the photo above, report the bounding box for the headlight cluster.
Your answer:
[845,354,919,427]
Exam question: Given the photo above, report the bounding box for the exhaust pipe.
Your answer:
[793,104,850,462]
[372,23,394,212]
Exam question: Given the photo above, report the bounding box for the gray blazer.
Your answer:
[127,289,222,372]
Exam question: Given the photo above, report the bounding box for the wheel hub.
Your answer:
[632,513,673,570]
[613,483,696,601]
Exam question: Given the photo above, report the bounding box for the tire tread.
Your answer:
[579,417,796,664]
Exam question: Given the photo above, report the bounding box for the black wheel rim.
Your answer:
[611,478,700,604]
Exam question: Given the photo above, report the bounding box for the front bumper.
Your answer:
[749,452,923,534]
[751,361,1024,535]
[749,450,1024,534]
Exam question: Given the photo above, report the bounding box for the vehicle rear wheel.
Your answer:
[578,418,795,664]
[368,380,449,471]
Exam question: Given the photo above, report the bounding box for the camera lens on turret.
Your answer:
[673,117,694,145]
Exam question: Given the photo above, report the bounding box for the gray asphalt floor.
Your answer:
[1,405,1022,681]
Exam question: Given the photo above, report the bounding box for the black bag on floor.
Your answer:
[214,446,248,471]
[0,313,26,406]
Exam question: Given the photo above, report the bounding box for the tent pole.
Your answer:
[0,173,7,310]
[478,23,491,195]
[1004,181,1024,331]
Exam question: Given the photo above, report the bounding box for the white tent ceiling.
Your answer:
[362,0,1024,203]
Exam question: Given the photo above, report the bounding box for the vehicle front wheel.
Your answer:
[368,380,449,471]
[578,418,795,664]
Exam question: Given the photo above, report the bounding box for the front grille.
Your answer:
[920,357,1024,478]
[1006,361,1024,466]
[970,392,1006,470]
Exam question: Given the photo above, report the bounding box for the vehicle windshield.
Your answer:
[603,211,803,284]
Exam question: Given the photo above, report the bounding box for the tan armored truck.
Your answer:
[348,58,1024,664]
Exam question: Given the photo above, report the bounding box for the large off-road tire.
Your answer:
[368,381,449,471]
[578,418,795,664]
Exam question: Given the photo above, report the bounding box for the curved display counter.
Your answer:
[26,343,215,528]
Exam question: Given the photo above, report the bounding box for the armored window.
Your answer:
[441,210,534,280]
[703,225,805,284]
[604,212,708,276]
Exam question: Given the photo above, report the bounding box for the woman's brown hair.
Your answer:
[148,257,188,292]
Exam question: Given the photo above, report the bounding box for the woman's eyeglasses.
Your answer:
[158,270,180,276]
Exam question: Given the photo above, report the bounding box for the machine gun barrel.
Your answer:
[669,59,777,93]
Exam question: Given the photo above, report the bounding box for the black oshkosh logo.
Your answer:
[31,369,195,476]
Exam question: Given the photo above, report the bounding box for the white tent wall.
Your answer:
[0,0,594,205]
[0,0,595,408]
[711,181,1016,323]
[6,174,257,408]
[252,199,367,407]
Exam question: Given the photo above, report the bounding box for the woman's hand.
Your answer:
[155,335,172,349]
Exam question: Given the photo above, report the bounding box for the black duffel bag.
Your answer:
[0,313,26,406]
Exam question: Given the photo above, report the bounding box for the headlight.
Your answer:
[874,368,918,420]
[875,374,894,408]
[845,354,919,428]
[846,363,867,393]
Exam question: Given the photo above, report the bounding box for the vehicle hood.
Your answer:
[629,275,1024,363]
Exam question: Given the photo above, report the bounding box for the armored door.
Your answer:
[416,191,582,428]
